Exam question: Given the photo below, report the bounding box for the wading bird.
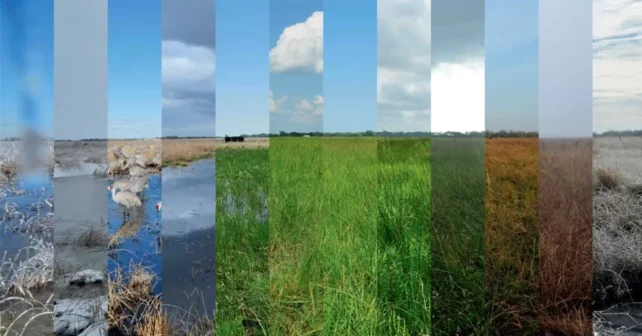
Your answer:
[108,185,142,219]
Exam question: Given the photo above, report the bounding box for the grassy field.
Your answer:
[485,138,539,335]
[430,137,486,335]
[215,137,430,335]
[539,138,593,335]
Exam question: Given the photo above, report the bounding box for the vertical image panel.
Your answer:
[539,0,593,334]
[268,0,324,334]
[376,0,431,334]
[0,1,55,334]
[161,0,216,332]
[485,1,539,335]
[52,0,109,335]
[107,1,162,334]
[323,0,378,333]
[430,0,486,334]
[214,1,270,334]
[592,1,642,334]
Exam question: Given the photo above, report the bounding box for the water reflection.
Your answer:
[162,159,216,319]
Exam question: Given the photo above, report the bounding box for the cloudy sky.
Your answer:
[216,0,269,137]
[486,1,538,132]
[378,0,430,132]
[162,0,216,137]
[431,0,485,133]
[593,0,642,133]
[109,0,160,139]
[269,1,323,133]
[539,0,592,138]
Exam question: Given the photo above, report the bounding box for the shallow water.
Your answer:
[162,159,216,319]
[0,177,53,259]
[108,173,162,294]
[595,303,642,335]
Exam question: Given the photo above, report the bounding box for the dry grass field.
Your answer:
[539,138,593,335]
[485,138,539,335]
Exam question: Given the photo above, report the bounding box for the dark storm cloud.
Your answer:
[162,0,215,50]
[431,0,484,66]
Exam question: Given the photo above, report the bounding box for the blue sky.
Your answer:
[216,0,269,136]
[0,1,53,139]
[269,0,323,133]
[109,0,161,139]
[325,0,377,132]
[485,1,538,132]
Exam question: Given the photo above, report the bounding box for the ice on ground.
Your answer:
[69,269,104,287]
[54,296,107,336]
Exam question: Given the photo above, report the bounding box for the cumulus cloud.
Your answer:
[270,11,323,74]
[294,95,324,116]
[377,0,430,131]
[269,90,288,113]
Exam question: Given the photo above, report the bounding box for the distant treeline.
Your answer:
[7,129,642,141]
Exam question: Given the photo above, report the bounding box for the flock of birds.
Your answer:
[108,146,161,219]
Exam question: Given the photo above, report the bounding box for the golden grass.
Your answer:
[485,138,539,334]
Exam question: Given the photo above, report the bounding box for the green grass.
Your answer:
[215,148,270,335]
[215,137,431,335]
[430,137,486,335]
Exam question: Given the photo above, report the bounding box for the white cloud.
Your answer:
[270,11,324,74]
[294,95,324,117]
[269,90,288,113]
[431,61,484,133]
[162,40,216,92]
[377,0,431,132]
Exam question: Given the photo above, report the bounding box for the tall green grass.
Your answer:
[430,137,486,335]
[216,137,431,335]
[377,137,431,335]
[215,148,270,335]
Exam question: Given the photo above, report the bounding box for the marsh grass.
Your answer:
[215,137,431,335]
[430,137,486,335]
[539,138,593,335]
[215,147,269,335]
[485,138,539,335]
[377,137,431,335]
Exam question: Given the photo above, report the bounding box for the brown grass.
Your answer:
[596,168,621,190]
[108,264,156,332]
[485,138,539,335]
[538,138,593,336]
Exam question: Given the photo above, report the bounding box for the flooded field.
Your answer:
[161,159,215,324]
[0,141,55,335]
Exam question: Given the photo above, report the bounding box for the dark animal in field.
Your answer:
[225,136,231,143]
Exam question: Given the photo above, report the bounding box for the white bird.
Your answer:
[108,185,142,219]
[155,201,161,212]
[111,178,132,192]
[126,177,147,195]
[129,164,147,177]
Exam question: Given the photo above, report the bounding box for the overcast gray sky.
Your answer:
[162,0,216,137]
[539,0,592,138]
[54,0,107,140]
[431,0,485,133]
